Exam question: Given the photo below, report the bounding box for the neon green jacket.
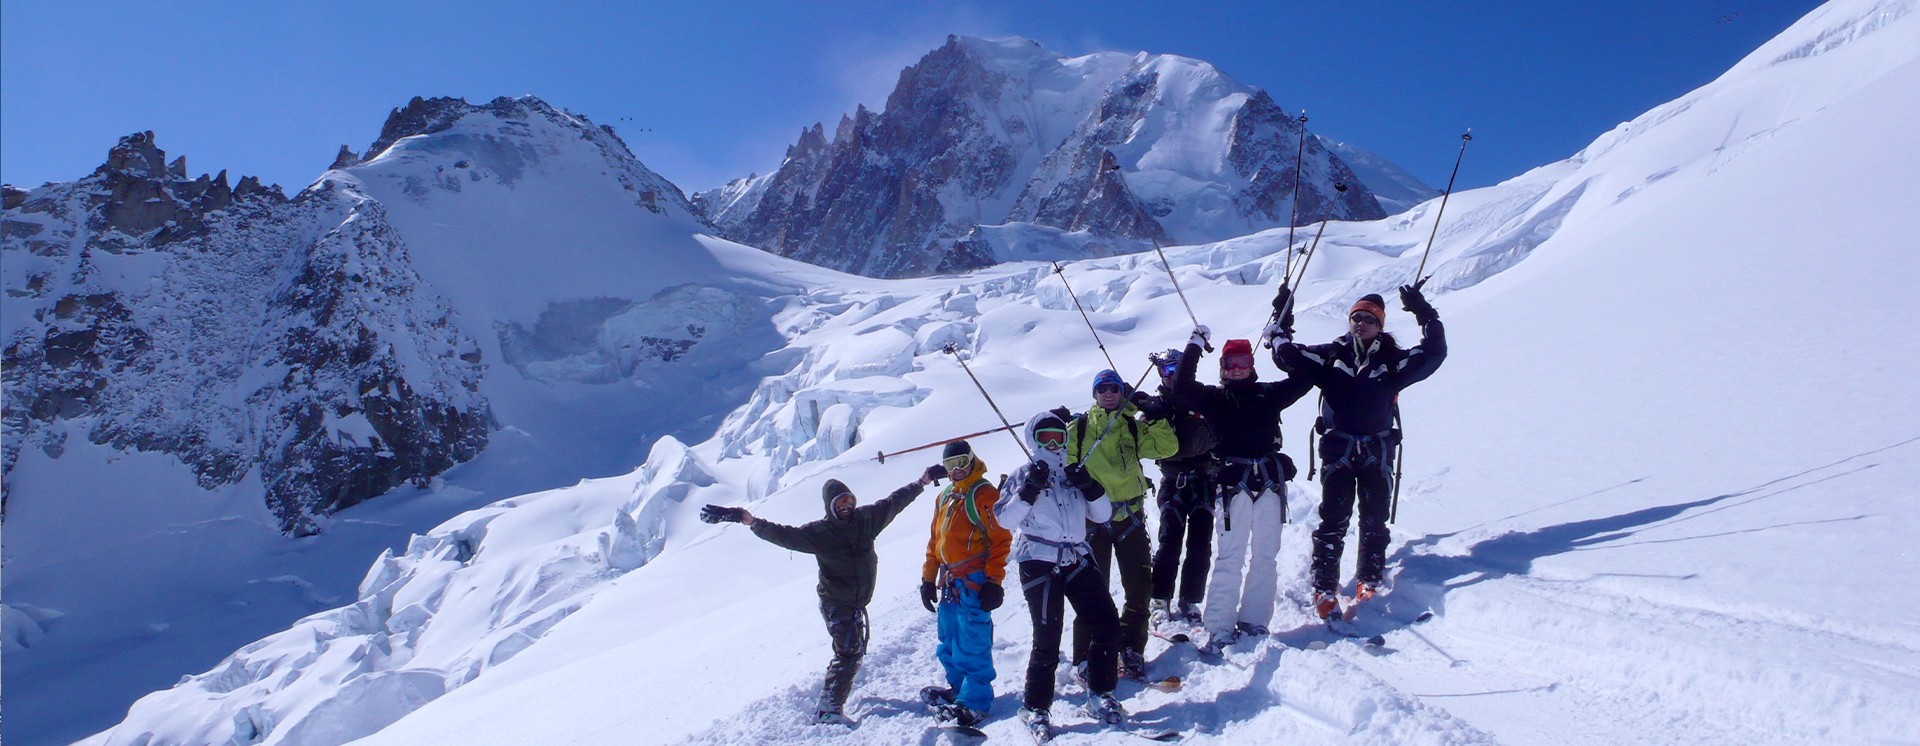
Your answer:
[1066,402,1177,521]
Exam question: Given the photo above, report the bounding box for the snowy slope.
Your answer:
[84,1,1920,744]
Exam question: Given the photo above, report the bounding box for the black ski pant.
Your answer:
[1311,465,1392,593]
[1074,510,1153,660]
[818,600,868,713]
[1020,557,1119,710]
[1151,468,1213,605]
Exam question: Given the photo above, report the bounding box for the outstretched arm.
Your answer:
[749,518,826,555]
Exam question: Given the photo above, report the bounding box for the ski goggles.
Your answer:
[1035,427,1067,449]
[1221,355,1255,371]
[942,453,975,472]
[1349,313,1380,326]
[1156,360,1179,378]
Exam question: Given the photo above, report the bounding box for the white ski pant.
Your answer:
[1203,487,1284,638]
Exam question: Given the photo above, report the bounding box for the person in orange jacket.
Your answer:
[917,439,1012,729]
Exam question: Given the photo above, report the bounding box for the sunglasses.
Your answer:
[942,453,974,472]
[1094,384,1123,394]
[1349,314,1380,325]
[1036,428,1066,448]
[1222,355,1255,371]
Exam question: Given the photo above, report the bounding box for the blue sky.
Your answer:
[2,1,1820,198]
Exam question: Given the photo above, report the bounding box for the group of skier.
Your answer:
[700,279,1446,738]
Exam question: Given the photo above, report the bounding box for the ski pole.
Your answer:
[1051,261,1119,372]
[1105,163,1212,352]
[1262,184,1346,348]
[874,423,1021,463]
[1412,131,1473,283]
[942,344,1031,460]
[1390,410,1405,523]
[1283,110,1308,283]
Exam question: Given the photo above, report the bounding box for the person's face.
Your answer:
[1094,383,1125,410]
[1349,312,1382,343]
[1221,355,1254,381]
[832,493,856,520]
[943,454,975,481]
[1036,426,1067,453]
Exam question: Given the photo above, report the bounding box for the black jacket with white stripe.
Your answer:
[1270,317,1447,436]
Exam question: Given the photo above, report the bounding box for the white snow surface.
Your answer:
[74,1,1920,744]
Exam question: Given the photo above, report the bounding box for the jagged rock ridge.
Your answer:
[699,35,1389,278]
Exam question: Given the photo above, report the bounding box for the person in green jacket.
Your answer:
[1064,369,1178,681]
[701,465,944,725]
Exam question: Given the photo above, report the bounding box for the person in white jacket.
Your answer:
[995,411,1125,736]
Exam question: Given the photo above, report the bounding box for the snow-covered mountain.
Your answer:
[71,1,1920,744]
[1317,137,1440,215]
[694,35,1388,278]
[1,95,863,745]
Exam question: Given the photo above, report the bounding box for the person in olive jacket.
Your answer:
[700,465,944,725]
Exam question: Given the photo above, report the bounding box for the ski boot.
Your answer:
[1118,648,1148,681]
[1148,599,1172,629]
[1085,691,1127,724]
[920,685,956,709]
[1312,590,1341,620]
[1200,628,1237,656]
[1020,705,1053,742]
[1179,601,1205,624]
[811,708,854,728]
[935,702,985,728]
[1235,621,1269,637]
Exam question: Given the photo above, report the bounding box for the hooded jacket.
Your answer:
[922,456,1012,589]
[750,478,922,607]
[995,413,1114,566]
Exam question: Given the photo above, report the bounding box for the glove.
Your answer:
[1270,285,1293,316]
[1188,324,1211,350]
[978,582,1004,611]
[1020,461,1048,503]
[920,581,938,612]
[1262,317,1292,347]
[699,505,746,524]
[1400,278,1436,322]
[1049,405,1074,423]
[1128,390,1158,417]
[1064,463,1105,500]
[922,464,948,484]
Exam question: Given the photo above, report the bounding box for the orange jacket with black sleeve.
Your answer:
[921,457,1012,590]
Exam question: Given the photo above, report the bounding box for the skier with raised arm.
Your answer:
[1066,369,1178,681]
[1267,280,1447,619]
[699,467,942,725]
[1170,329,1312,654]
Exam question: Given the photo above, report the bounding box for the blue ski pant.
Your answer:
[936,570,996,713]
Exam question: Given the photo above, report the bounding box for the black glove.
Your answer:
[1274,453,1298,482]
[1400,278,1436,322]
[978,582,1004,611]
[1019,461,1048,503]
[922,464,948,484]
[699,505,746,524]
[1049,406,1073,422]
[1271,286,1296,330]
[920,581,938,612]
[1064,463,1104,500]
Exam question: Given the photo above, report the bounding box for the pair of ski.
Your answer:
[1021,712,1183,744]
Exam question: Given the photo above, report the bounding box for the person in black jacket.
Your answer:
[1171,328,1312,653]
[1132,349,1219,630]
[1267,280,1446,620]
[701,466,944,725]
